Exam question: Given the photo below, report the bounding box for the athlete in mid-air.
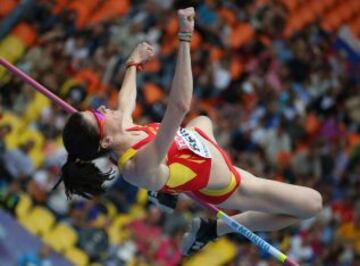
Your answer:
[56,7,322,255]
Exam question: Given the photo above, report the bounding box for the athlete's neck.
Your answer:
[112,129,148,156]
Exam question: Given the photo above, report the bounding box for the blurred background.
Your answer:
[0,0,359,265]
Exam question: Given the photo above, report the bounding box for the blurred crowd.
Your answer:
[0,0,360,265]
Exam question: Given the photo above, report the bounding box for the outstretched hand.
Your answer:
[128,42,154,65]
[178,7,195,33]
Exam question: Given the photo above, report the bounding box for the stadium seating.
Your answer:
[64,247,90,266]
[14,192,33,219]
[19,129,45,168]
[23,93,51,125]
[108,214,133,244]
[0,35,25,82]
[184,238,237,266]
[1,0,359,265]
[87,0,130,26]
[43,223,79,252]
[19,206,55,236]
[1,112,25,149]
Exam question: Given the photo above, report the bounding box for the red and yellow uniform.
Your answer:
[118,123,241,204]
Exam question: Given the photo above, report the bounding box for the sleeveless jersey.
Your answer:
[118,123,241,204]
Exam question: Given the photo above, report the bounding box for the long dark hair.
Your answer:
[56,112,113,199]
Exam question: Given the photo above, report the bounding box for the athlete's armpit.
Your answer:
[122,147,169,191]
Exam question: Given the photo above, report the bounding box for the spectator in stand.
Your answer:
[0,0,359,265]
[153,227,184,266]
[3,140,35,180]
[126,206,163,256]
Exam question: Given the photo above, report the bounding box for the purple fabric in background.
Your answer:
[320,117,344,140]
[0,208,72,266]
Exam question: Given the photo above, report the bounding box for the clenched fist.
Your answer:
[128,42,154,65]
[178,7,195,33]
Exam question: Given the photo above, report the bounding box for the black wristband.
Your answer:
[178,32,192,42]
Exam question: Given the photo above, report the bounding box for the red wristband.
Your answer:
[126,61,144,71]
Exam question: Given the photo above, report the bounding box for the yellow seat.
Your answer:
[136,189,148,206]
[23,93,51,124]
[280,235,291,251]
[43,223,78,252]
[0,35,26,81]
[30,149,45,169]
[0,35,26,60]
[19,206,55,236]
[42,230,63,252]
[64,247,89,266]
[19,128,45,149]
[54,135,64,147]
[1,112,25,149]
[105,201,117,221]
[0,111,21,125]
[59,78,81,97]
[17,128,45,168]
[15,193,33,219]
[92,213,107,228]
[108,214,133,244]
[128,204,145,219]
[183,238,237,266]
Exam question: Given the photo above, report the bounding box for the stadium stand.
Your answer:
[0,0,359,265]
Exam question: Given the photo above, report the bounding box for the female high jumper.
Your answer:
[57,7,323,255]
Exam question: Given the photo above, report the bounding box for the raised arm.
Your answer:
[153,8,194,160]
[117,42,154,123]
[123,8,195,190]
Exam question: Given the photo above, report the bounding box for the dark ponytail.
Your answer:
[56,112,114,199]
[61,155,113,199]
